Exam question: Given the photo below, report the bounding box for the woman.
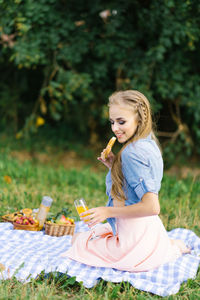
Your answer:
[62,90,190,272]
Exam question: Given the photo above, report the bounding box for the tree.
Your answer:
[0,0,200,159]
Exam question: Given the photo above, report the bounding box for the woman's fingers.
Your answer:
[97,152,115,169]
[81,211,98,226]
[98,149,107,161]
[80,207,107,226]
[80,209,93,222]
[97,157,105,162]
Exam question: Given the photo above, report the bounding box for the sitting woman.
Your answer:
[62,90,190,272]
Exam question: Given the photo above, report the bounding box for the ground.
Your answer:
[10,149,200,178]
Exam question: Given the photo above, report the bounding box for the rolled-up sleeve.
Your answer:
[122,147,158,201]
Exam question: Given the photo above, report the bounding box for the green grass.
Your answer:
[0,147,199,300]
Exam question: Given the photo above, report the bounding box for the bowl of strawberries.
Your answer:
[13,214,39,231]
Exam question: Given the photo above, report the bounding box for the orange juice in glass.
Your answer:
[74,198,90,222]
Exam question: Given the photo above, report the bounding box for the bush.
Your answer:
[0,0,200,159]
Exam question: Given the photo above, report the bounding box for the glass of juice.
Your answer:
[74,198,98,240]
[74,198,90,223]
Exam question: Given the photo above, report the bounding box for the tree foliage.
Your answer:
[0,0,200,158]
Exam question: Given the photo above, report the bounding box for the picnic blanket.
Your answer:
[0,221,199,297]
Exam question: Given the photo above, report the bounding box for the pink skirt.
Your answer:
[62,216,181,272]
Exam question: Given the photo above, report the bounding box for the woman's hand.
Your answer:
[80,207,110,227]
[97,151,115,169]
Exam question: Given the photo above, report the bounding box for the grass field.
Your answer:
[0,145,199,300]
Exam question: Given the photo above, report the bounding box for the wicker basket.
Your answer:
[44,222,75,236]
[13,222,40,231]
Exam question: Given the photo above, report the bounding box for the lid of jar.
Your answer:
[41,196,53,207]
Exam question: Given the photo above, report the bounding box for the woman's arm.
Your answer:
[81,192,160,227]
[109,192,160,218]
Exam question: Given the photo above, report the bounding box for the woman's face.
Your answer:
[109,104,138,143]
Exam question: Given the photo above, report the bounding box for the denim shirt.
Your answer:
[106,134,163,235]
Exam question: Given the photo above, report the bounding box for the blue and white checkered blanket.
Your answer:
[0,221,199,297]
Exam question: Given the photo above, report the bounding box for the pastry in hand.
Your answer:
[101,137,116,160]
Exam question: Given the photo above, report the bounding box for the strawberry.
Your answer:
[16,217,23,224]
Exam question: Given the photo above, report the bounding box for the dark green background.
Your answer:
[0,0,200,164]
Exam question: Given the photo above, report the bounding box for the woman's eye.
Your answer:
[119,120,125,125]
[110,121,114,125]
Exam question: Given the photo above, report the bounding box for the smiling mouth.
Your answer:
[116,134,123,138]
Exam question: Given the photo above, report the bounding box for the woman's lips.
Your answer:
[116,133,123,138]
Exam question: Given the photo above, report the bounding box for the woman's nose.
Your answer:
[112,123,119,132]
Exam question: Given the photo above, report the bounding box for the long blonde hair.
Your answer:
[109,90,159,202]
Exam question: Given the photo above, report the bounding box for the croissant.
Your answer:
[102,137,116,160]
